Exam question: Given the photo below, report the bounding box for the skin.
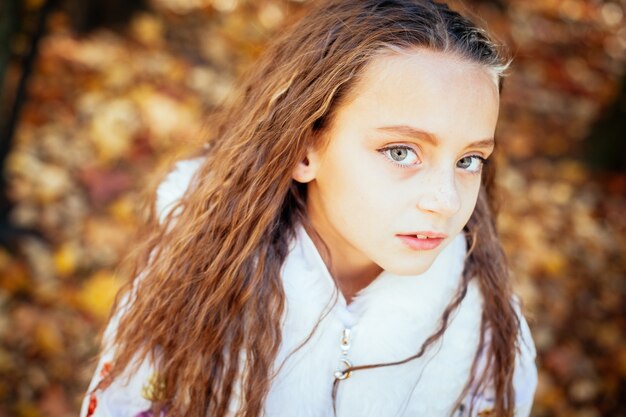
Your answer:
[292,48,500,304]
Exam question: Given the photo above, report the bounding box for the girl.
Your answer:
[81,0,538,416]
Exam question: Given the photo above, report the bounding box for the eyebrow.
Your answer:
[375,125,495,149]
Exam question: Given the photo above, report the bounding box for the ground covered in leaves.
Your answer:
[0,0,625,416]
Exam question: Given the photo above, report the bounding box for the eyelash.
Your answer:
[378,145,489,174]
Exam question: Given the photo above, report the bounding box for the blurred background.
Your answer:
[0,0,624,416]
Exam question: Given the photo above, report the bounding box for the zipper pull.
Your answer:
[340,328,351,355]
[334,328,353,380]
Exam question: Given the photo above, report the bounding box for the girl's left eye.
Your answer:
[379,146,419,167]
[457,155,487,173]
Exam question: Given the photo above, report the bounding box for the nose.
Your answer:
[415,167,461,217]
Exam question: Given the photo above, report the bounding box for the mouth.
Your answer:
[396,232,447,250]
[400,231,448,239]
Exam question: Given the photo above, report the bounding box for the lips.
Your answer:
[404,231,448,239]
[396,231,447,250]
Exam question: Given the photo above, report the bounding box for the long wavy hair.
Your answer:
[97,1,520,416]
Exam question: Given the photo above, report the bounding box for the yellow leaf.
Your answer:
[129,13,165,47]
[540,249,567,277]
[78,271,123,321]
[88,99,140,161]
[35,320,64,356]
[108,197,137,225]
[53,243,78,277]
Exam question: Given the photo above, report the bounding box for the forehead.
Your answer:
[327,48,500,144]
[356,48,499,98]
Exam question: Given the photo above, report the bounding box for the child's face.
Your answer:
[295,48,500,277]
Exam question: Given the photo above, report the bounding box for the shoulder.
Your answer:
[155,157,205,223]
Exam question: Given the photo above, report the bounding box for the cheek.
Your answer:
[317,149,394,222]
[458,178,482,223]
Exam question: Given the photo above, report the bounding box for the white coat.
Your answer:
[80,159,538,417]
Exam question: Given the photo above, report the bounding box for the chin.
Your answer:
[381,255,438,276]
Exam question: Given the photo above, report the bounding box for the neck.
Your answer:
[333,264,383,305]
[303,223,383,305]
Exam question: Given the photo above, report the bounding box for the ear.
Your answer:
[292,147,321,183]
